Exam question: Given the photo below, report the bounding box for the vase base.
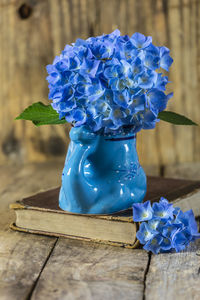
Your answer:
[59,185,146,215]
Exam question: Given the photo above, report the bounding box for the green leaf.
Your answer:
[32,118,67,126]
[158,111,198,126]
[15,102,67,126]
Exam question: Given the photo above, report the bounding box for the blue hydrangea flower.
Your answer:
[160,236,172,251]
[161,222,180,239]
[113,90,129,108]
[143,235,163,254]
[132,200,153,222]
[131,32,152,49]
[173,207,181,216]
[144,54,160,70]
[159,46,173,71]
[175,209,200,240]
[133,197,200,254]
[110,106,127,128]
[172,228,192,252]
[138,70,157,89]
[46,30,173,134]
[72,109,87,126]
[140,109,159,130]
[154,73,169,91]
[152,197,174,220]
[129,94,146,114]
[148,218,160,232]
[147,90,173,113]
[136,222,156,245]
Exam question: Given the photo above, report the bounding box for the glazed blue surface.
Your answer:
[59,126,147,214]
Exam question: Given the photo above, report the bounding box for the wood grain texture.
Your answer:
[0,231,56,300]
[0,162,60,300]
[0,0,199,167]
[164,162,200,180]
[31,238,148,300]
[145,238,200,300]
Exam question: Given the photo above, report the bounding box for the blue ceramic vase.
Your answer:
[59,126,147,214]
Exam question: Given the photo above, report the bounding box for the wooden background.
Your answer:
[0,0,200,171]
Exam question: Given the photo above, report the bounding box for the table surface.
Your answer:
[0,162,200,300]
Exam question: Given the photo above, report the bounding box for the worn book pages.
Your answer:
[11,205,137,247]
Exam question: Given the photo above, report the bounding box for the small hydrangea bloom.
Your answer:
[172,228,192,252]
[132,197,200,254]
[143,235,163,254]
[46,30,173,135]
[160,237,172,251]
[161,222,180,239]
[175,210,200,240]
[148,218,160,232]
[152,197,174,220]
[132,200,153,222]
[136,222,156,244]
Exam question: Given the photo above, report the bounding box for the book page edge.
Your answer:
[9,222,139,249]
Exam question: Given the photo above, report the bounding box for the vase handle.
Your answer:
[69,126,100,178]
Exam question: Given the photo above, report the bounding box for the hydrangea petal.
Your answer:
[73,109,87,126]
[152,198,174,220]
[172,228,192,252]
[138,70,157,89]
[131,32,152,49]
[148,218,160,232]
[160,237,172,251]
[136,222,156,245]
[132,200,153,222]
[113,90,129,108]
[143,235,163,254]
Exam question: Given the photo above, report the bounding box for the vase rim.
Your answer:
[104,134,136,141]
[70,125,137,141]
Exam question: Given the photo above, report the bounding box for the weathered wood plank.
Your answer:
[0,231,57,300]
[164,162,200,180]
[143,165,160,177]
[145,238,200,300]
[0,0,71,164]
[0,162,63,300]
[31,238,148,300]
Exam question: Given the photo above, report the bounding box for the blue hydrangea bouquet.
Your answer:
[16,29,196,130]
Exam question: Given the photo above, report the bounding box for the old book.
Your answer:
[10,176,200,248]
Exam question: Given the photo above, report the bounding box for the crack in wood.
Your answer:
[25,238,58,300]
[159,165,165,177]
[143,251,152,300]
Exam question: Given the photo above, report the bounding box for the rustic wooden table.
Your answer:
[0,162,200,300]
